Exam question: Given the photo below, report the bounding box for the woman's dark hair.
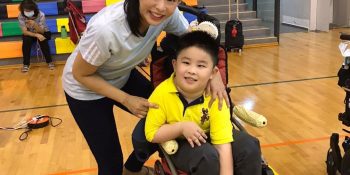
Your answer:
[176,31,219,66]
[124,0,143,37]
[19,0,39,18]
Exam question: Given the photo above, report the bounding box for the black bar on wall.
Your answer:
[253,0,257,18]
[253,0,257,13]
[274,0,280,42]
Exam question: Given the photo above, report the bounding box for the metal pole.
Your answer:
[274,0,280,43]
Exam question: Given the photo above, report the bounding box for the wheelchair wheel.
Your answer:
[326,148,338,175]
[154,160,166,175]
[262,163,276,175]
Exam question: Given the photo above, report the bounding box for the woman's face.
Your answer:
[139,0,180,27]
[23,9,35,18]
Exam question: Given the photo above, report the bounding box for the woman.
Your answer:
[62,0,229,174]
[18,0,54,72]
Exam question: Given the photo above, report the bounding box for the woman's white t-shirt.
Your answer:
[62,2,189,100]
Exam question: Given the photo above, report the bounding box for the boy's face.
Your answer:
[172,46,217,95]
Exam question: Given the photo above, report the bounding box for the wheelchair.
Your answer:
[326,33,350,175]
[145,3,278,175]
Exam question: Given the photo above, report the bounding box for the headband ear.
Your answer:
[194,21,219,40]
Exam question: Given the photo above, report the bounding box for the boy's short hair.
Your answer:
[176,31,219,66]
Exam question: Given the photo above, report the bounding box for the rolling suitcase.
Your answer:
[225,19,244,52]
[225,0,244,54]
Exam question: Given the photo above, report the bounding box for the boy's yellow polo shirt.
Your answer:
[145,74,233,145]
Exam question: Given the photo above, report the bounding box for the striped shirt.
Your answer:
[62,2,189,100]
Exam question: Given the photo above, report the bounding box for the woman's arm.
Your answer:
[31,20,45,34]
[72,52,158,118]
[20,26,46,41]
[20,26,38,37]
[206,72,230,110]
[214,143,233,175]
[24,19,45,34]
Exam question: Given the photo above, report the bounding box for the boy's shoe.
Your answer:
[48,62,55,70]
[233,105,267,128]
[21,65,29,72]
[123,166,154,175]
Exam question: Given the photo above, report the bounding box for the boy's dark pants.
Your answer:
[132,121,262,175]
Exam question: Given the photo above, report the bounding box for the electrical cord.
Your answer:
[0,115,63,141]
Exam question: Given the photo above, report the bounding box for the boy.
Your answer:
[145,31,261,175]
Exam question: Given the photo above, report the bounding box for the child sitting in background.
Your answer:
[145,31,262,175]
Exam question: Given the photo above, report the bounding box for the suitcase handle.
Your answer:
[228,0,239,20]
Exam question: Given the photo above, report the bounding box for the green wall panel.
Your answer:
[2,22,22,36]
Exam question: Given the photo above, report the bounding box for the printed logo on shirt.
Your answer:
[200,108,209,125]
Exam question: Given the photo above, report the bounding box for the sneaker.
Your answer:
[123,166,154,175]
[48,62,55,70]
[233,105,267,128]
[21,65,29,72]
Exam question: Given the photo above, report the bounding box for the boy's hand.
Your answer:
[181,121,207,148]
[206,73,230,110]
[122,95,158,118]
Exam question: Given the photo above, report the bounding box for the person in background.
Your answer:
[18,0,54,72]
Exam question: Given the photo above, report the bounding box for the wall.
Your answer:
[281,0,335,31]
[281,0,310,28]
[315,0,332,31]
[333,0,350,27]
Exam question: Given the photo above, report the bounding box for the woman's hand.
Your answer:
[122,95,158,118]
[206,72,230,110]
[138,57,151,67]
[35,33,46,41]
[181,121,207,148]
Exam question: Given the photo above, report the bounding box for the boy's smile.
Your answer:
[184,76,197,83]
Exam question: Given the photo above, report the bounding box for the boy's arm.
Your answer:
[214,143,233,175]
[145,86,182,143]
[153,121,207,147]
[152,123,183,143]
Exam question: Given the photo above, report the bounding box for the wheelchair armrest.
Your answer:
[160,146,179,175]
[340,33,350,41]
